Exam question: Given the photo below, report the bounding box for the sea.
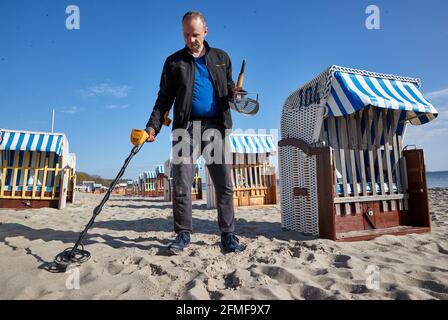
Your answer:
[427,171,448,188]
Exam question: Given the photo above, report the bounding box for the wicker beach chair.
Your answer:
[278,66,438,241]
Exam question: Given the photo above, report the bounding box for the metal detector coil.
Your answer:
[230,59,260,116]
[229,92,260,116]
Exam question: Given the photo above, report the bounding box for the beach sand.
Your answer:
[0,189,447,300]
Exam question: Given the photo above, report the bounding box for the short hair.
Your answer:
[182,11,206,26]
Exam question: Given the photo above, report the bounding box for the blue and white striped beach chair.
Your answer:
[0,129,75,209]
[279,66,438,241]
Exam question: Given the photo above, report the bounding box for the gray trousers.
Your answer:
[171,120,235,234]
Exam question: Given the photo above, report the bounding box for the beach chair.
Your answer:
[164,158,202,201]
[155,165,165,197]
[191,159,203,201]
[278,66,438,241]
[66,153,76,203]
[0,129,76,209]
[206,133,277,208]
[163,160,172,201]
[143,171,157,197]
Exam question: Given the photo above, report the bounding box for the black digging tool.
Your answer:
[51,116,172,272]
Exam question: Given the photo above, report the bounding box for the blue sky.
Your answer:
[1,0,447,179]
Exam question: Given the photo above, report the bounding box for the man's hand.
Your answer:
[233,87,247,103]
[233,87,239,99]
[146,128,156,142]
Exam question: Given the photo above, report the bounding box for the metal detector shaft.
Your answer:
[67,144,144,258]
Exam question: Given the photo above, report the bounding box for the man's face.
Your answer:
[182,17,208,54]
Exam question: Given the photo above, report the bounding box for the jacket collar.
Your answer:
[182,40,211,59]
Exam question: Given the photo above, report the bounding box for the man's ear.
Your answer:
[204,26,208,37]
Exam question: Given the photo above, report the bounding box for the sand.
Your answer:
[0,189,448,300]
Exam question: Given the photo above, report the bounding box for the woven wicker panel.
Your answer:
[281,105,324,144]
[279,103,323,236]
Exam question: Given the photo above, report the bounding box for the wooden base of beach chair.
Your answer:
[318,147,431,241]
[335,225,431,242]
[191,193,202,201]
[280,138,431,241]
[232,187,277,207]
[143,190,163,197]
[0,198,59,210]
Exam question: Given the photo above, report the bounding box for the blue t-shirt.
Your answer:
[191,56,220,118]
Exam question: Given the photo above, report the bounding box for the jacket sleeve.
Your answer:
[145,58,176,134]
[226,54,235,99]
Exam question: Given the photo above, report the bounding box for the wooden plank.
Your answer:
[31,152,41,199]
[261,153,268,194]
[347,114,361,213]
[372,108,387,211]
[40,155,49,200]
[390,111,404,210]
[52,162,60,199]
[1,152,7,198]
[327,117,341,196]
[385,110,397,211]
[398,124,408,205]
[21,151,30,198]
[391,111,403,193]
[346,115,358,195]
[248,154,254,189]
[260,153,266,188]
[231,154,237,188]
[253,154,259,189]
[336,226,430,242]
[316,147,336,240]
[336,117,350,215]
[11,151,20,198]
[233,154,239,190]
[266,155,271,188]
[236,154,241,189]
[257,153,262,191]
[382,110,394,195]
[58,167,69,209]
[334,193,406,203]
[403,149,430,228]
[319,124,325,144]
[365,108,377,195]
[355,111,368,195]
[0,168,6,197]
[242,154,247,189]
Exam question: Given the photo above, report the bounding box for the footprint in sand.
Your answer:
[252,265,301,285]
[302,284,332,300]
[333,254,352,269]
[107,263,125,276]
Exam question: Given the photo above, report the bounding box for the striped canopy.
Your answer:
[155,165,164,175]
[326,71,438,125]
[228,134,277,154]
[0,129,67,156]
[145,171,156,179]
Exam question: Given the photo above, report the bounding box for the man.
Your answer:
[145,11,243,254]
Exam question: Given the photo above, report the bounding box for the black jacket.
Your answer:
[146,41,235,133]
